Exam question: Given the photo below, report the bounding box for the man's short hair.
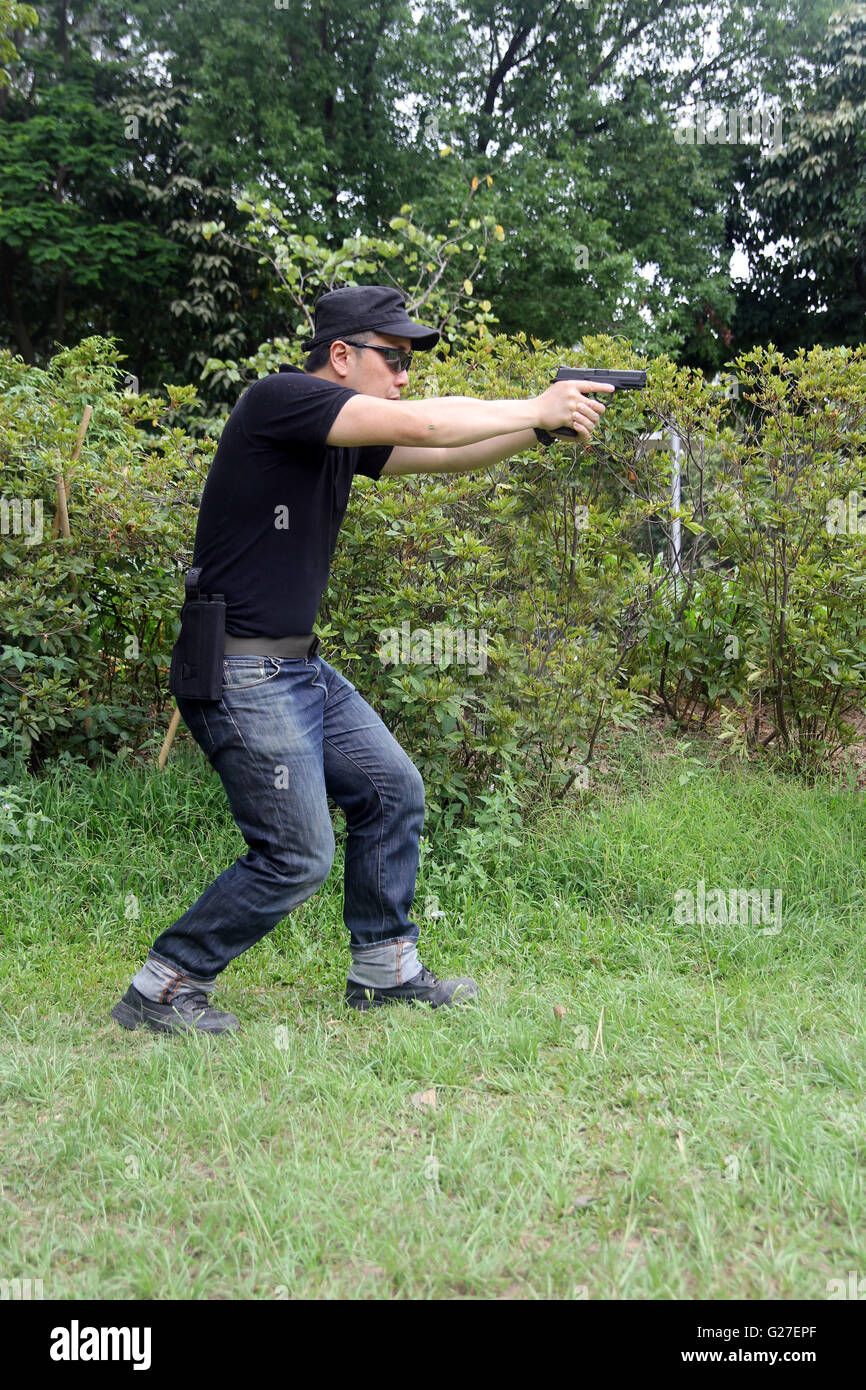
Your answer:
[304,328,375,373]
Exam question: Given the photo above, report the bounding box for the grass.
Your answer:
[1,726,865,1299]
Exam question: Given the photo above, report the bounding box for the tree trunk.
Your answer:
[1,248,36,362]
[58,0,69,72]
[54,266,68,346]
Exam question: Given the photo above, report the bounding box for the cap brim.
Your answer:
[375,318,440,350]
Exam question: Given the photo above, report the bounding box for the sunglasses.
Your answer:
[342,341,414,373]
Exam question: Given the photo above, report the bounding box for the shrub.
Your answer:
[3,333,864,807]
[628,344,866,772]
[0,337,213,764]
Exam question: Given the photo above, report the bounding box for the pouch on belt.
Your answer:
[168,567,226,701]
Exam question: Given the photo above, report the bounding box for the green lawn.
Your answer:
[1,729,864,1299]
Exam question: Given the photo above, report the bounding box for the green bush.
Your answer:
[3,333,864,810]
[626,344,866,772]
[713,345,866,769]
[0,337,213,764]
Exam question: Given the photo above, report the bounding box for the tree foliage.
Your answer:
[731,4,866,351]
[1,0,858,389]
[0,0,37,88]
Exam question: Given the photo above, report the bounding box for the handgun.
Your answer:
[536,366,647,441]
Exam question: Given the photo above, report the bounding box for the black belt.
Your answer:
[223,633,320,658]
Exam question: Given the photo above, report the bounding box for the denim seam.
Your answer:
[218,697,252,754]
[160,973,190,1005]
[148,948,186,971]
[196,706,217,756]
[306,657,328,701]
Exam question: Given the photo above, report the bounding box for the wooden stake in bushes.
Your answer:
[54,473,72,540]
[52,405,92,539]
[158,707,183,770]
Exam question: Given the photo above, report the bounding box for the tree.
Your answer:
[731,4,866,351]
[141,0,838,366]
[0,1,273,383]
[2,0,854,389]
[0,0,37,88]
[400,0,838,366]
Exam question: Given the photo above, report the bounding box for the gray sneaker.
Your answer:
[111,984,240,1035]
[345,964,479,1011]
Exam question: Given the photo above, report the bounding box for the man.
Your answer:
[111,285,611,1035]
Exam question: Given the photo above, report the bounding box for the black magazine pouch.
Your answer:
[168,567,226,701]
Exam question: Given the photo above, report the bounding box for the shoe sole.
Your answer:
[110,999,239,1035]
[345,984,478,1012]
[346,989,443,1011]
[345,992,396,1012]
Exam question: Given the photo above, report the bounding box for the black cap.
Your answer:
[306,285,440,352]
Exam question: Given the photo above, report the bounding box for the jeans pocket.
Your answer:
[222,656,281,691]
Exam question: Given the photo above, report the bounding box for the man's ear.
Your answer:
[329,339,352,379]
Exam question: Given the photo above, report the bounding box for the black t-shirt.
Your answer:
[191,366,392,636]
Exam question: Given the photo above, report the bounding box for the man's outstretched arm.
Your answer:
[381,380,611,473]
[326,379,612,470]
[380,429,538,476]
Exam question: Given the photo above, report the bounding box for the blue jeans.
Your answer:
[149,653,426,979]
